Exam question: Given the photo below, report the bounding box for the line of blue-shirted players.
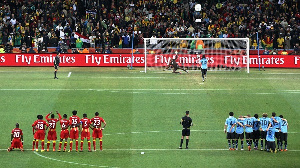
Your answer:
[224,112,288,153]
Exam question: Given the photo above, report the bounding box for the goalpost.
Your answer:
[143,38,250,73]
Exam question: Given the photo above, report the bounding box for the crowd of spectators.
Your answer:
[0,0,299,53]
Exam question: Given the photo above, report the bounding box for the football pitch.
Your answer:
[0,67,299,168]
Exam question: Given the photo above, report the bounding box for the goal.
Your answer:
[143,38,250,73]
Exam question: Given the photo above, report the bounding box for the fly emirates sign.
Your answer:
[0,54,299,68]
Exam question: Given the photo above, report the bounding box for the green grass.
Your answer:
[0,67,299,168]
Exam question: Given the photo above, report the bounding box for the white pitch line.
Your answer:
[253,93,276,95]
[33,151,112,167]
[1,148,300,152]
[0,88,278,91]
[104,149,300,152]
[2,88,300,92]
[263,73,300,75]
[90,77,166,79]
[211,77,300,80]
[148,131,160,133]
[67,72,72,78]
[162,93,187,95]
[0,88,234,91]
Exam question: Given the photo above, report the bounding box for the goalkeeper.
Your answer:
[165,54,188,74]
[200,55,208,82]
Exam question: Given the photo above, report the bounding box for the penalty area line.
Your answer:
[67,72,72,78]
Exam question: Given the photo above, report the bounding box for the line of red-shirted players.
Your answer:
[7,110,106,152]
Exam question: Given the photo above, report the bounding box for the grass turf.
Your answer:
[0,67,299,168]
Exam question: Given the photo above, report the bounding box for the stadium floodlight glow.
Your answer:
[143,38,250,73]
[195,4,201,11]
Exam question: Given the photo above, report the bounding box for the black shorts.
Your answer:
[253,130,260,139]
[267,141,276,150]
[260,131,267,139]
[201,69,207,75]
[275,132,280,139]
[245,132,253,139]
[54,65,59,70]
[182,128,190,136]
[235,133,244,139]
[227,132,236,139]
[173,64,179,70]
[280,133,288,141]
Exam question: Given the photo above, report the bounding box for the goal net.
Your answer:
[143,38,249,73]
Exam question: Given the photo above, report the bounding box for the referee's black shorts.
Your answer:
[182,128,190,136]
[54,65,59,70]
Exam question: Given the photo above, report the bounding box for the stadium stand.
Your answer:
[0,0,299,53]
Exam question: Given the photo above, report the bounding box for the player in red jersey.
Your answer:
[46,111,62,151]
[91,112,106,151]
[7,123,24,152]
[80,113,93,152]
[32,115,49,152]
[58,114,69,152]
[69,110,80,152]
[32,115,40,151]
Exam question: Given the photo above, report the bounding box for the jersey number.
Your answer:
[94,119,100,126]
[72,119,78,124]
[14,132,20,138]
[37,124,44,129]
[262,120,268,126]
[49,123,55,128]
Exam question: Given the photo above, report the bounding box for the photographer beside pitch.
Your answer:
[54,52,60,79]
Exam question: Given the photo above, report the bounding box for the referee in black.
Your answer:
[54,52,60,79]
[179,111,193,149]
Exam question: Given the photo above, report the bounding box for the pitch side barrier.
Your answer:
[0,53,299,68]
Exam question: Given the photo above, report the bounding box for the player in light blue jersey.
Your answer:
[235,116,245,150]
[259,113,271,150]
[200,55,208,82]
[279,115,288,151]
[224,112,237,150]
[271,112,281,150]
[244,114,258,151]
[266,125,277,153]
[252,114,260,150]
